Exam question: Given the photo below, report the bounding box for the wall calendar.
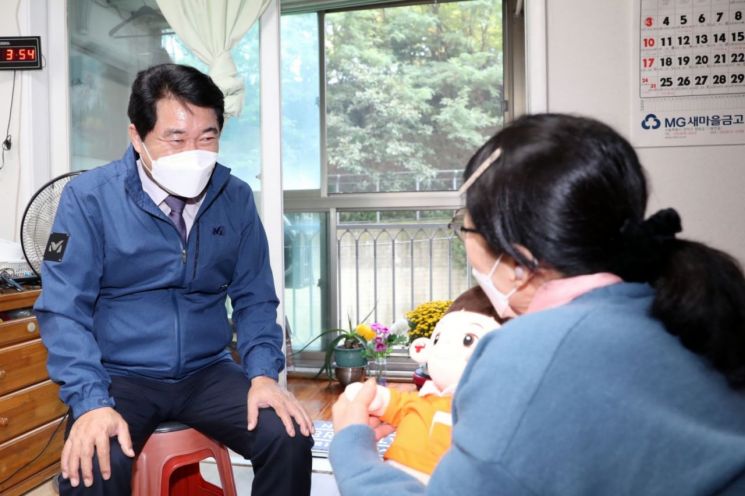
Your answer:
[632,0,745,147]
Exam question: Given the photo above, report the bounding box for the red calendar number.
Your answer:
[645,17,654,27]
[643,37,655,48]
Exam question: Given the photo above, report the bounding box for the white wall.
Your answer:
[545,0,745,263]
[0,0,67,243]
[0,0,23,241]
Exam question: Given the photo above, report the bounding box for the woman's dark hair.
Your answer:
[464,113,745,388]
[127,63,225,139]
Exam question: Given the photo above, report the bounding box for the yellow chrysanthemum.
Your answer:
[405,300,452,340]
[355,323,376,341]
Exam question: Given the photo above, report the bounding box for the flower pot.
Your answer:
[333,346,367,368]
[335,366,366,386]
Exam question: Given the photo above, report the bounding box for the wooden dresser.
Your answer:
[0,289,67,495]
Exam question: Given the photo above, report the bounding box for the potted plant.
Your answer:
[323,319,370,376]
[291,310,376,382]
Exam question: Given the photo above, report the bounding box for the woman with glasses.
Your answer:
[329,113,745,495]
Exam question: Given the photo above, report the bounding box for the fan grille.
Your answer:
[21,172,82,278]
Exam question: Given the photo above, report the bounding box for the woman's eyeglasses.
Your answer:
[448,208,480,241]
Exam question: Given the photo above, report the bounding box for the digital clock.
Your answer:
[0,36,42,70]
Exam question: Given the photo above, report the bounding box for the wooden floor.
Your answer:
[286,376,416,420]
[287,377,346,420]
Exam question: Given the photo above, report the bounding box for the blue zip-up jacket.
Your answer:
[34,146,284,418]
[330,283,745,495]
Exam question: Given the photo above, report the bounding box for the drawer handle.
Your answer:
[0,417,7,427]
[27,322,37,333]
[0,369,5,380]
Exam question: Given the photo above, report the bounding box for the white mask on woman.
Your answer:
[141,142,217,198]
[472,255,518,318]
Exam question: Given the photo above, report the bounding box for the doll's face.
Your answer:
[411,310,500,391]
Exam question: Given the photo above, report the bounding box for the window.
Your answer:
[336,209,471,324]
[324,3,505,194]
[281,0,522,374]
[68,0,261,191]
[281,13,322,191]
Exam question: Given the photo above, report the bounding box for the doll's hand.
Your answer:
[343,382,364,402]
[344,381,389,414]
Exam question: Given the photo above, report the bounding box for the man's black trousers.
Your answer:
[58,360,313,496]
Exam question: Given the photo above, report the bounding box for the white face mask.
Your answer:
[472,255,518,318]
[140,142,217,198]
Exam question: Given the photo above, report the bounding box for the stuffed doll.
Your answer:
[344,287,501,484]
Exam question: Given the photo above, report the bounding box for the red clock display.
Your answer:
[0,36,42,70]
[3,47,37,62]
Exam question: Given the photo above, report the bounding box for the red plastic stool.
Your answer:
[131,421,238,496]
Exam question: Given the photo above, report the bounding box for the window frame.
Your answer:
[283,0,524,377]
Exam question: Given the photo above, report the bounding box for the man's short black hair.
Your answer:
[127,63,225,139]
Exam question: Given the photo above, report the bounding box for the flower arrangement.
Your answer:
[291,308,407,382]
[405,300,453,341]
[356,322,409,361]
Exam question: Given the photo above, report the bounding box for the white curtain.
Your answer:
[156,0,271,117]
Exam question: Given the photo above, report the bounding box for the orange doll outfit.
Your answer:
[379,383,454,475]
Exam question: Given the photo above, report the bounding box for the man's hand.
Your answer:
[332,378,380,433]
[247,376,314,437]
[61,407,134,488]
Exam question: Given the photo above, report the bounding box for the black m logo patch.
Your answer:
[43,233,70,262]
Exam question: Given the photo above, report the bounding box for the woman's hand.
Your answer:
[368,416,397,441]
[332,378,379,433]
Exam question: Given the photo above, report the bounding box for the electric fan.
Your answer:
[20,171,83,280]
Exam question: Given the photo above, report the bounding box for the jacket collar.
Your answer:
[122,144,231,220]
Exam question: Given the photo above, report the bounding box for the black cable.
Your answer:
[0,412,69,487]
[1,70,17,171]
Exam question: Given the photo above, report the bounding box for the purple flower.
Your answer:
[371,322,390,336]
[371,336,386,352]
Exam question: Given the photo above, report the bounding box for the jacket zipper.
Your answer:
[174,236,187,377]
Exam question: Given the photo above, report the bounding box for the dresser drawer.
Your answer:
[0,416,66,494]
[0,316,40,348]
[0,380,67,444]
[0,290,39,313]
[0,340,49,396]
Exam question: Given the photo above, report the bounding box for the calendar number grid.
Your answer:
[640,0,745,98]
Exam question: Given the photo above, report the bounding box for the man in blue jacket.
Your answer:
[35,63,313,495]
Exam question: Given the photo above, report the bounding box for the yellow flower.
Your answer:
[355,323,376,341]
[405,300,452,340]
